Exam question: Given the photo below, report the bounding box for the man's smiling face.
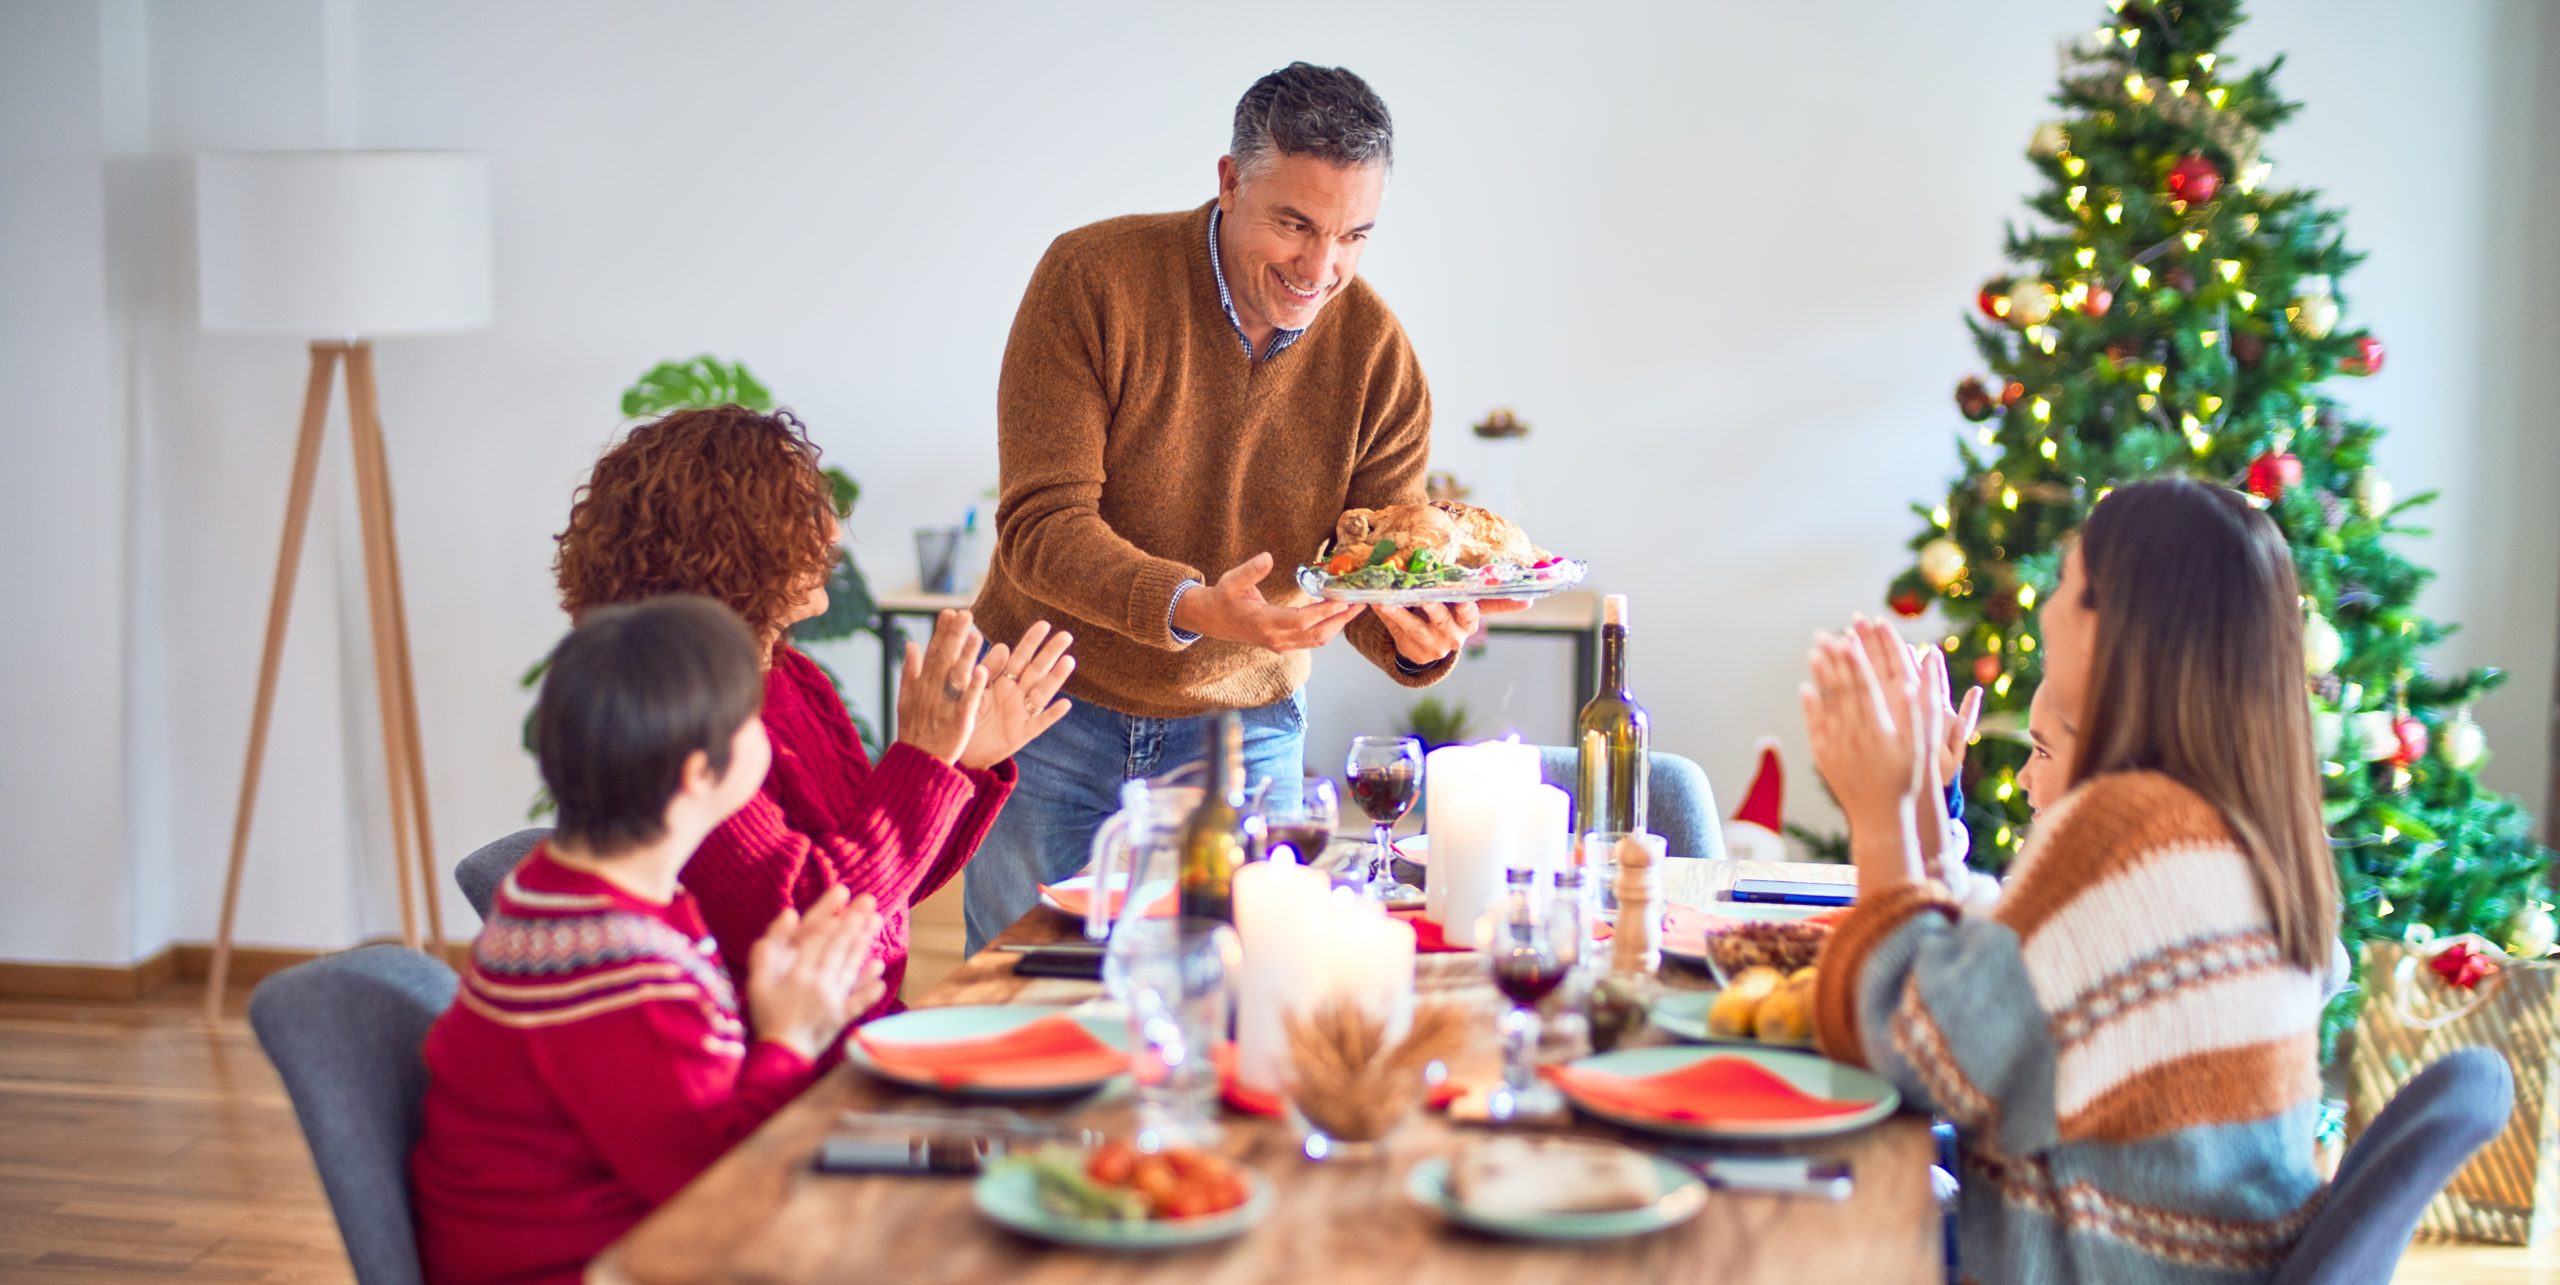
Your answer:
[1215,150,1384,341]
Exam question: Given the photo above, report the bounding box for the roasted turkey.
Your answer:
[1330,501,1545,570]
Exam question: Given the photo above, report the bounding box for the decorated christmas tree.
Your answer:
[1885,0,2555,1041]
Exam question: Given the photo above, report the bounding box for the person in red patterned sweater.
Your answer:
[552,406,1075,1019]
[412,596,888,1283]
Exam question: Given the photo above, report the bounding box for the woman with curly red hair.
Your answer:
[554,405,1074,1019]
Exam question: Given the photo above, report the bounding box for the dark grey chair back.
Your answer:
[2272,1046,2514,1284]
[248,946,458,1285]
[1531,747,1725,861]
[455,827,550,920]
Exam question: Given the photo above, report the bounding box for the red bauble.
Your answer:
[1977,280,2013,320]
[2245,451,2303,501]
[2083,285,2114,317]
[2340,336,2386,376]
[1973,655,2003,686]
[2391,715,2429,768]
[2000,381,2026,407]
[2165,153,2223,204]
[1890,590,1927,619]
[1955,376,1997,422]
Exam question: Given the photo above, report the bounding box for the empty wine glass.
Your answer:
[1485,870,1577,1121]
[1345,736,1423,901]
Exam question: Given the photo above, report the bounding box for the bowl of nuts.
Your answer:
[1663,902,1849,986]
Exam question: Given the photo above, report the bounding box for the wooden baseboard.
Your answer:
[0,937,471,1001]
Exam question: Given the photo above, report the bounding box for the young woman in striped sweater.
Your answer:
[1803,478,2336,1282]
[553,406,1077,1017]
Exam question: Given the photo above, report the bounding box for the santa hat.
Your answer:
[1721,739,1787,863]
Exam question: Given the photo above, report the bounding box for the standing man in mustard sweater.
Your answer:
[966,63,1494,949]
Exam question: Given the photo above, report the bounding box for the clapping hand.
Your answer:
[960,621,1077,770]
[896,610,991,765]
[745,886,888,1061]
[1801,617,1942,891]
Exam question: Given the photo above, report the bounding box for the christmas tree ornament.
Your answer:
[2353,711,2402,763]
[1889,588,1927,619]
[2231,332,2267,369]
[2442,709,2487,770]
[2001,381,2026,407]
[2339,336,2386,376]
[2293,286,2334,335]
[1977,279,2014,320]
[2356,470,2395,518]
[1918,538,1968,590]
[2244,451,2302,501]
[2390,715,2429,768]
[2029,121,2069,157]
[2310,710,2343,759]
[1955,376,1998,422]
[2303,612,2343,676]
[2006,279,2058,326]
[1973,654,2003,687]
[2164,153,2223,204]
[2509,905,2558,960]
[2426,938,2502,991]
[2082,284,2114,317]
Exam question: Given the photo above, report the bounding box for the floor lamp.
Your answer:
[196,150,493,1018]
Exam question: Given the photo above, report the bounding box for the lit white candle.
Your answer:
[1426,740,1542,935]
[1499,782,1572,881]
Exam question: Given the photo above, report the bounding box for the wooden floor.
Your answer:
[0,979,2550,1283]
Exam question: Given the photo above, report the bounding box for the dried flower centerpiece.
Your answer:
[1282,997,1470,1158]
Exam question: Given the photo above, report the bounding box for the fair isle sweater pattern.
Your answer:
[1814,771,2328,1283]
[462,867,741,1038]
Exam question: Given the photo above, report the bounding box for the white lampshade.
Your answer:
[197,150,493,336]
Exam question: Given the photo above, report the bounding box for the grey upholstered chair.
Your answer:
[455,827,549,920]
[2271,1046,2514,1284]
[248,945,457,1285]
[1531,746,1725,861]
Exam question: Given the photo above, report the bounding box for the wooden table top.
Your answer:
[591,860,1938,1284]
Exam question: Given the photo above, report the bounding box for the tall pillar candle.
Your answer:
[1425,741,1541,937]
[1232,859,1333,1095]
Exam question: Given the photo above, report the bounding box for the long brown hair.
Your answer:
[2070,478,2337,970]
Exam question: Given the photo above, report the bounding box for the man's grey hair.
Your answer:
[1230,62,1393,182]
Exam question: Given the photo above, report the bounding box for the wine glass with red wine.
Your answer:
[1487,870,1577,1121]
[1256,774,1339,867]
[1345,736,1423,901]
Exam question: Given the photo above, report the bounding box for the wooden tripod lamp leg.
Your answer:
[345,345,446,953]
[206,343,342,1021]
[341,343,426,953]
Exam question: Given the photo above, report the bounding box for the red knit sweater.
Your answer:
[682,644,1015,1021]
[410,848,817,1285]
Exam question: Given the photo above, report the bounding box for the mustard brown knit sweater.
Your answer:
[974,201,1451,719]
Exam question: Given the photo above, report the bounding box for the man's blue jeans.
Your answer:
[963,691,1307,952]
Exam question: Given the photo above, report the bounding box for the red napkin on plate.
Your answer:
[853,1013,1128,1089]
[1391,909,1474,954]
[1661,904,1709,957]
[1543,1055,1873,1123]
[1040,882,1176,920]
[1390,909,1614,954]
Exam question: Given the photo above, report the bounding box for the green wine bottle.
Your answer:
[1575,595,1651,835]
[1177,711,1253,924]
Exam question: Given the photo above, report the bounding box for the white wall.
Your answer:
[0,1,130,964]
[3,0,2554,963]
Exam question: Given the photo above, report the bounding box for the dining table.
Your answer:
[589,857,1942,1284]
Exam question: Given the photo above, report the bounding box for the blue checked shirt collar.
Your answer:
[1209,204,1304,362]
